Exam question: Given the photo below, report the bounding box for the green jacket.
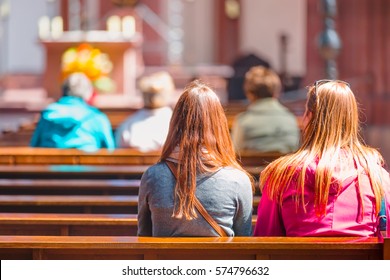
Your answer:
[231,98,300,153]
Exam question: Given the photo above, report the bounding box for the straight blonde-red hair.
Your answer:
[261,80,384,217]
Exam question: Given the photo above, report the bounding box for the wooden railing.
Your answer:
[0,236,386,260]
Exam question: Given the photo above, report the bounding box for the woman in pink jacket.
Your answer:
[254,80,390,237]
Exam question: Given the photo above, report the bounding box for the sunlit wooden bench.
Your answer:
[0,213,257,236]
[0,194,139,214]
[0,236,386,260]
[0,195,260,214]
[0,147,285,180]
[0,213,259,236]
[0,213,138,236]
[0,179,141,195]
[0,147,283,167]
[0,164,148,179]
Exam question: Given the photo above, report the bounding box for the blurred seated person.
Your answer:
[231,66,300,153]
[30,72,115,152]
[227,53,271,100]
[115,71,174,152]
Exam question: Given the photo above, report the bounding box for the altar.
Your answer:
[40,31,143,104]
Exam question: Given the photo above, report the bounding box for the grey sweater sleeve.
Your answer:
[137,169,153,236]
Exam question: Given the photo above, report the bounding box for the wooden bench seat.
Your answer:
[0,164,149,179]
[0,164,264,179]
[0,213,258,236]
[0,195,139,214]
[0,236,386,260]
[0,213,138,236]
[0,179,141,195]
[0,101,303,147]
[0,194,261,214]
[0,147,282,170]
[0,147,161,165]
[0,147,284,181]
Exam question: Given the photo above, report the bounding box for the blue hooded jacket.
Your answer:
[30,96,115,152]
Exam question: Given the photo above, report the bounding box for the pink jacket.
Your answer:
[254,161,390,237]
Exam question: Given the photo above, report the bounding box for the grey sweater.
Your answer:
[137,162,253,236]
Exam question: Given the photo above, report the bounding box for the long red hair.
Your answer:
[161,80,254,219]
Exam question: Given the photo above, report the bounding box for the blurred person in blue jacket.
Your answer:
[30,72,115,152]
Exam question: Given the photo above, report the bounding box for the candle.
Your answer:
[51,16,63,39]
[122,16,136,38]
[38,16,50,39]
[106,15,121,33]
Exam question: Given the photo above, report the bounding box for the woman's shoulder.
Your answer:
[219,166,248,175]
[141,162,175,189]
[212,167,252,195]
[143,162,170,179]
[217,166,252,183]
[147,161,168,170]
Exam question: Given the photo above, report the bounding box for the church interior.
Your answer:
[0,0,389,261]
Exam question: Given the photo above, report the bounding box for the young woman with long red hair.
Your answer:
[138,80,254,236]
[254,80,390,237]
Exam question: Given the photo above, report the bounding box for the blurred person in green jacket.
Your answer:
[231,66,300,153]
[30,72,114,152]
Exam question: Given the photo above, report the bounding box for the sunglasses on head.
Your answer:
[314,79,350,95]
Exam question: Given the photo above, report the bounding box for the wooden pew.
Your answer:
[0,195,260,214]
[0,236,385,260]
[0,147,283,179]
[0,164,265,179]
[0,213,138,236]
[0,179,141,195]
[0,101,303,147]
[237,150,284,166]
[0,147,283,167]
[0,147,161,165]
[0,164,149,179]
[0,195,139,214]
[0,213,258,236]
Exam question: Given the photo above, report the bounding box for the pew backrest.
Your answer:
[0,213,258,236]
[0,213,138,236]
[0,147,284,168]
[0,147,161,165]
[0,194,260,214]
[0,179,141,195]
